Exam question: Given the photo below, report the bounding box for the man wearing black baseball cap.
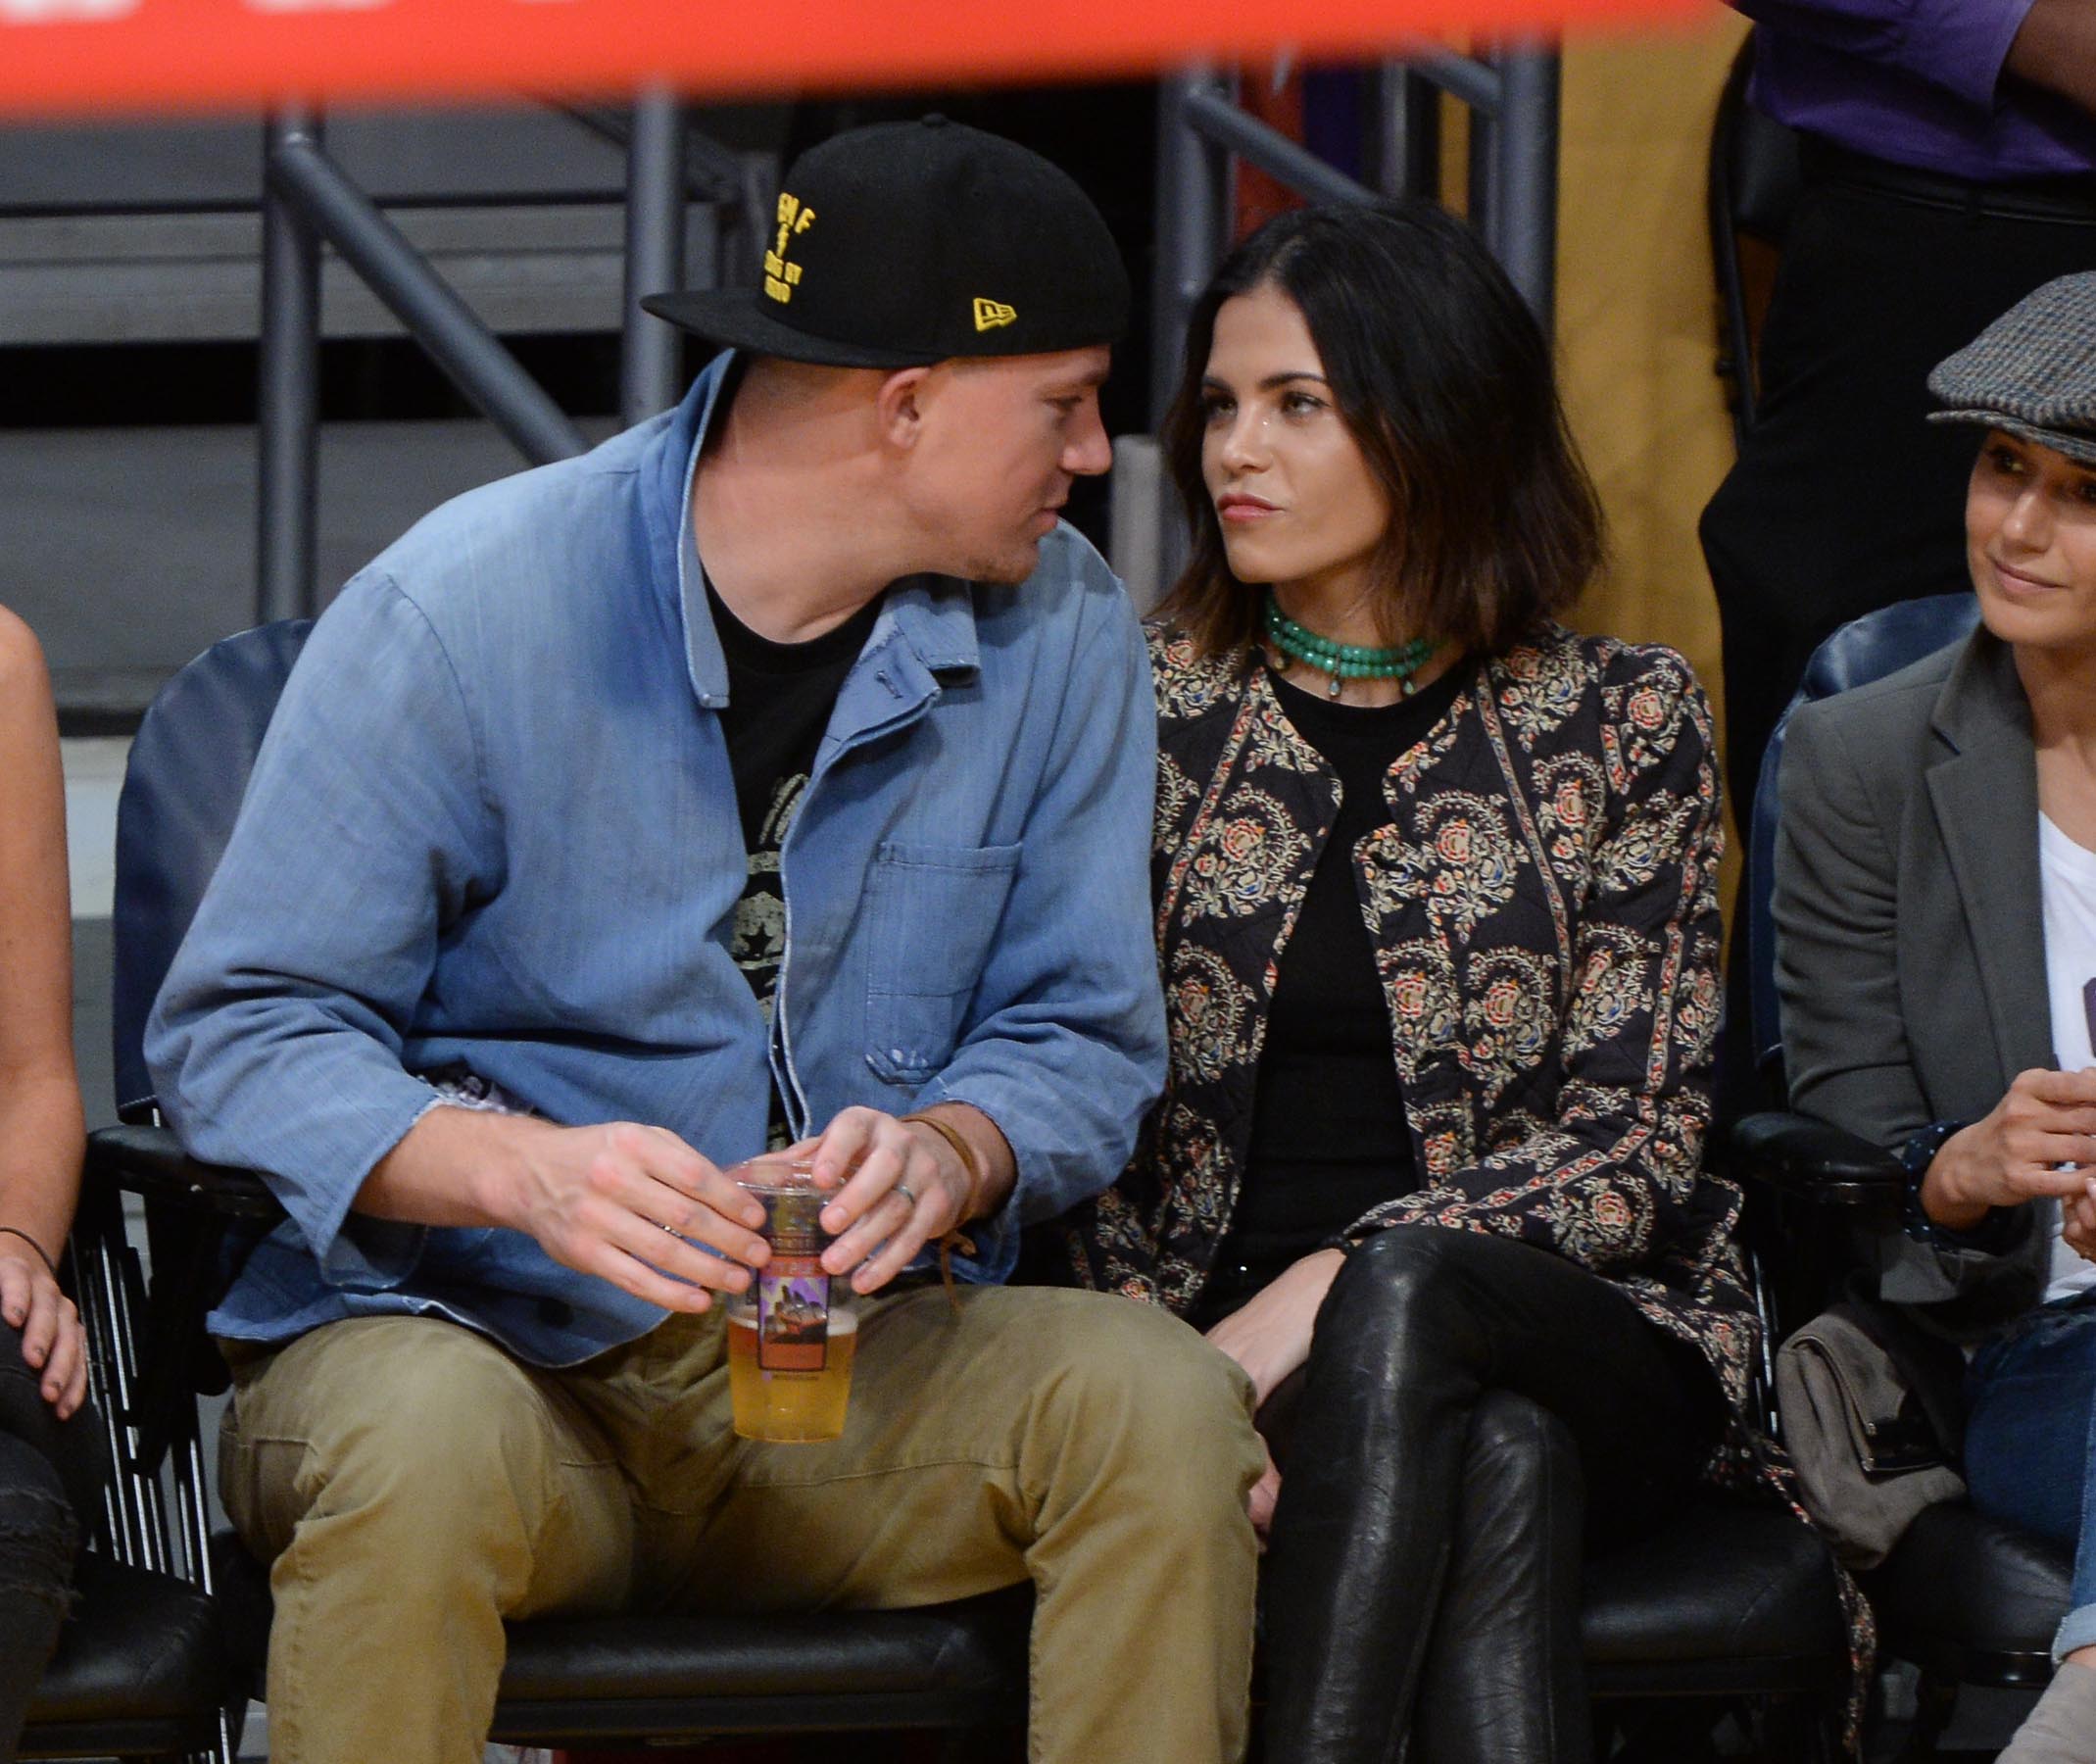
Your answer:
[148,119,1263,1763]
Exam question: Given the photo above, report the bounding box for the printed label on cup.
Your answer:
[757,1257,831,1372]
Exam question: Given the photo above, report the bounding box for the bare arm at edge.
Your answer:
[2007,0,2096,119]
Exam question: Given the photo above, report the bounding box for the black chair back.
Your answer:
[112,620,313,1122]
[1709,30,1804,442]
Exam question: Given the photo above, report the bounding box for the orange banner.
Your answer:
[1,0,1702,118]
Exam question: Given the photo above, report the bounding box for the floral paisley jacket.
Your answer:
[1065,618,1759,1416]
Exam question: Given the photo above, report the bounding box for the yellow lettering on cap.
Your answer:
[766,192,814,303]
[973,298,1017,332]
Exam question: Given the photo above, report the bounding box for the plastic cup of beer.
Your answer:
[722,1153,858,1443]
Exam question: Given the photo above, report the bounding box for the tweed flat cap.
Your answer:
[1928,272,2096,466]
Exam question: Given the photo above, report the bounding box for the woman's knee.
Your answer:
[1463,1391,1579,1496]
[1323,1226,1498,1343]
[0,1431,78,1609]
[1962,1311,2096,1548]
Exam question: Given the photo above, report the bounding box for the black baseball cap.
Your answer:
[641,116,1130,369]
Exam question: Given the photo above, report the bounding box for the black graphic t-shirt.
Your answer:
[708,577,883,1136]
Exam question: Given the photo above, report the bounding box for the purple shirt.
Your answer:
[1737,0,2096,181]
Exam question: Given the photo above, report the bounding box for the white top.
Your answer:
[2037,812,2096,1303]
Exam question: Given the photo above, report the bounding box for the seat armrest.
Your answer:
[1720,1110,1904,1212]
[86,1124,284,1223]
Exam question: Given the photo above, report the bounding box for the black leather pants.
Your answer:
[0,1322,100,1763]
[1261,1226,1721,1764]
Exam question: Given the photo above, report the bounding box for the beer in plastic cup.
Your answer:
[724,1153,857,1443]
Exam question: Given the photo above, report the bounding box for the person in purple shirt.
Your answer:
[1700,0,2096,833]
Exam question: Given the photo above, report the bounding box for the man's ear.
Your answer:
[875,366,936,452]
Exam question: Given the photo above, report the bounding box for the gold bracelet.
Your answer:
[900,1111,983,1310]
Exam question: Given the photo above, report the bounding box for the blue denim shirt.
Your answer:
[146,355,1164,1366]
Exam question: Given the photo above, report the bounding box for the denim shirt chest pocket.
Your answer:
[863,840,1023,1084]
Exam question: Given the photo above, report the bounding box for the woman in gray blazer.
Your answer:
[1775,274,2096,1764]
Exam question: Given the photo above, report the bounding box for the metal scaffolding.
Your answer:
[253,98,754,622]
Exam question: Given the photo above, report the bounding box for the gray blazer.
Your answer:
[1774,624,2051,1333]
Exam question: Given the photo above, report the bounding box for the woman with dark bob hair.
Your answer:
[1065,200,1756,1761]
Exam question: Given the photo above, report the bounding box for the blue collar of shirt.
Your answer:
[640,352,983,713]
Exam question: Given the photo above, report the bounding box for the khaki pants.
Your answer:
[218,1284,1263,1764]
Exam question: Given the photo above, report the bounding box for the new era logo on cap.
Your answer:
[973,298,1017,332]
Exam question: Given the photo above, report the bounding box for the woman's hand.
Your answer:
[1203,1248,1345,1409]
[2065,1177,2096,1264]
[1923,1068,2096,1232]
[1246,1435,1282,1544]
[0,1234,85,1419]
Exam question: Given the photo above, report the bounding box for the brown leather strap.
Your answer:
[901,1112,982,1310]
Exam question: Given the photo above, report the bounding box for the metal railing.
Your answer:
[1152,46,1561,421]
[254,97,763,622]
[1118,47,1561,608]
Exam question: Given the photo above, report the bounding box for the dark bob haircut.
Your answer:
[1156,199,1605,660]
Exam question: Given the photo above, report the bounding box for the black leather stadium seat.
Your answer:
[1584,1497,1847,1697]
[1865,1503,2073,1689]
[22,1550,230,1758]
[205,1526,1031,1745]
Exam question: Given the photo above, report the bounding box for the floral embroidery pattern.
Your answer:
[1176,790,1312,924]
[1150,633,1238,721]
[1163,943,1260,1087]
[1154,751,1200,856]
[1242,693,1324,776]
[1386,792,1524,942]
[1492,634,1586,742]
[1535,755,1605,868]
[1377,937,1463,1082]
[1463,948,1558,1103]
[1562,924,1653,1057]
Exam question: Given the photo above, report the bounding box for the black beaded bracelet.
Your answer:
[0,1225,56,1279]
[1897,1120,1972,1245]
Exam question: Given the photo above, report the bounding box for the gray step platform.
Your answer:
[5,416,613,726]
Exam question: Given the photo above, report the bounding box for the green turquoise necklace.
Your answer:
[1263,592,1437,699]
